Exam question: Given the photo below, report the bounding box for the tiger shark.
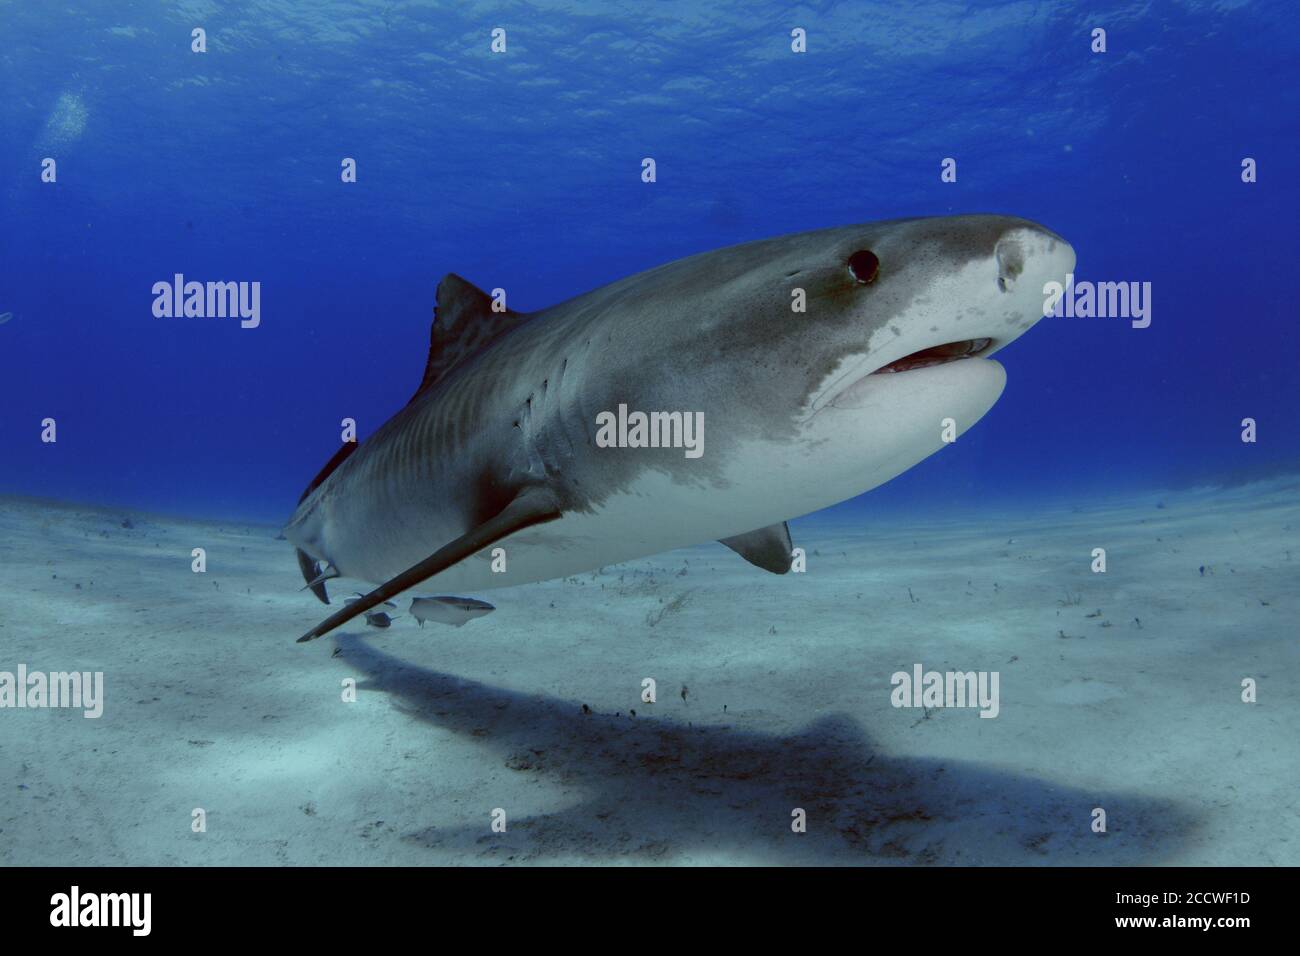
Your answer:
[286,214,1075,642]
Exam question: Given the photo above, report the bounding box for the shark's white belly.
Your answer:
[382,357,1007,593]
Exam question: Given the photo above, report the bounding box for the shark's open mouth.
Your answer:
[871,337,992,375]
[811,336,998,414]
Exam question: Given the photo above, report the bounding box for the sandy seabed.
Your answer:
[1,480,1296,866]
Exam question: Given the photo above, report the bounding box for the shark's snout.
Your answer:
[876,220,1075,376]
[804,217,1075,415]
[974,221,1076,358]
[994,223,1076,302]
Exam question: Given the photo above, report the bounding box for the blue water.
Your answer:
[2,0,1297,524]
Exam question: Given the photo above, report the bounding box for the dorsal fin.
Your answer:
[408,274,528,404]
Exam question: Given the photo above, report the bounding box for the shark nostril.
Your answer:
[995,234,1026,292]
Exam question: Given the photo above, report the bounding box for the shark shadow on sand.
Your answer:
[335,635,1196,864]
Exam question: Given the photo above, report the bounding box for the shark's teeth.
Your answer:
[872,338,991,375]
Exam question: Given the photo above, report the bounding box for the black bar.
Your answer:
[0,866,1284,940]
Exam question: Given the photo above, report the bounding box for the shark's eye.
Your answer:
[847,250,879,284]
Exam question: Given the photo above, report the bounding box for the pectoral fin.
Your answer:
[719,522,793,574]
[296,486,562,643]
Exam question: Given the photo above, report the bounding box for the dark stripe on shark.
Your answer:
[298,441,358,505]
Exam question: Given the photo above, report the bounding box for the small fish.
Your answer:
[409,595,495,628]
[345,594,397,628]
[0,311,12,325]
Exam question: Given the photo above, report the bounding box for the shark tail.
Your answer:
[291,441,360,604]
[297,548,332,604]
